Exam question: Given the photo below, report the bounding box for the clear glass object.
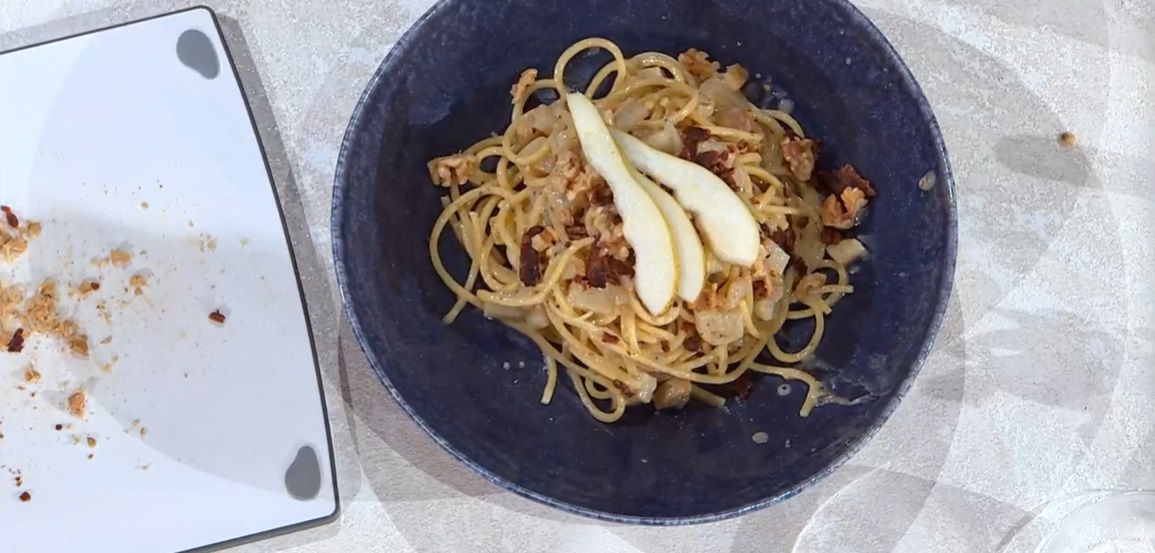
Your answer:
[1036,491,1155,553]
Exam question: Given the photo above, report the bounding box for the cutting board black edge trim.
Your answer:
[0,5,343,552]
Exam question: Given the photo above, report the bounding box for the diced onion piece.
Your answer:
[567,284,628,316]
[482,301,527,320]
[621,373,658,405]
[639,121,684,155]
[754,298,776,321]
[525,305,550,330]
[652,378,692,410]
[695,309,745,346]
[765,240,791,276]
[826,237,867,266]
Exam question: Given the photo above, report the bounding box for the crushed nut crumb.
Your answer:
[208,310,226,325]
[18,491,30,502]
[199,235,217,252]
[1058,131,1076,148]
[109,249,132,267]
[6,328,25,353]
[68,391,86,418]
[87,437,96,448]
[77,280,101,295]
[22,365,38,383]
[1,205,18,228]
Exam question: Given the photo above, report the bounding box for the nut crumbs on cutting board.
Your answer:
[4,204,180,501]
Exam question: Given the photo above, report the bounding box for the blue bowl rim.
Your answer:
[331,0,959,526]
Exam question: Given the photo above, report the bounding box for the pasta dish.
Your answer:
[426,38,875,423]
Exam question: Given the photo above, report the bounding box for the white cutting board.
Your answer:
[0,7,337,553]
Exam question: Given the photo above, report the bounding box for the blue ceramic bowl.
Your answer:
[333,0,956,524]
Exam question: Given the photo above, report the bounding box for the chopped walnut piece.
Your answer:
[821,195,853,229]
[87,437,96,448]
[18,491,30,502]
[794,273,827,300]
[23,365,39,383]
[821,187,869,230]
[68,391,86,418]
[109,249,132,267]
[781,137,817,181]
[1058,131,1076,148]
[511,68,537,104]
[678,48,720,82]
[209,309,227,325]
[840,188,868,222]
[428,153,478,187]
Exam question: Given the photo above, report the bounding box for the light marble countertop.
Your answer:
[3,1,1152,551]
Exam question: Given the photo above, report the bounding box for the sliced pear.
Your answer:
[630,168,706,303]
[567,93,678,315]
[610,129,760,266]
